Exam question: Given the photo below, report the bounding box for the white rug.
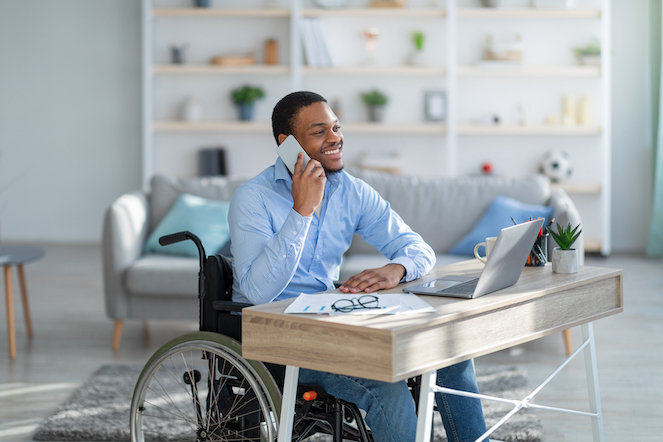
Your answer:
[33,364,543,442]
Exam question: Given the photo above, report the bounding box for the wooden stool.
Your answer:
[2,245,44,360]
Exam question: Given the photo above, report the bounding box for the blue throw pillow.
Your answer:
[449,195,553,257]
[143,193,231,258]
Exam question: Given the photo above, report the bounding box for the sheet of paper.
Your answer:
[284,292,435,315]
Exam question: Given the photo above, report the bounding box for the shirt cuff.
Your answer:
[282,209,312,246]
[389,256,416,282]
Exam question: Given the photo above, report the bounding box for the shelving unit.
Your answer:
[142,0,610,254]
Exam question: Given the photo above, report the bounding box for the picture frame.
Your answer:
[424,91,446,122]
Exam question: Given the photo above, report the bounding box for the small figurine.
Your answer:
[363,28,381,64]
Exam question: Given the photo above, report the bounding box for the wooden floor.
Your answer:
[0,244,661,441]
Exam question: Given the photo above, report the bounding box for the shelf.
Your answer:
[584,239,602,253]
[343,123,445,134]
[457,8,600,18]
[302,8,445,17]
[153,8,290,17]
[153,64,289,75]
[153,121,445,134]
[457,65,600,77]
[457,124,601,136]
[302,66,446,76]
[153,121,271,132]
[553,182,602,195]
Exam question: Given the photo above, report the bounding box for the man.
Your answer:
[228,91,488,442]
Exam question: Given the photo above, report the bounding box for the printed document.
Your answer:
[284,292,436,315]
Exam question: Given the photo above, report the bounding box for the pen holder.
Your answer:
[526,233,548,266]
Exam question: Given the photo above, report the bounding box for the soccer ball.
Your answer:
[539,150,573,182]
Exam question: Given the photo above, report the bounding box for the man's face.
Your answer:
[291,102,344,173]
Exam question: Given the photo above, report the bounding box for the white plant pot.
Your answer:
[551,247,578,274]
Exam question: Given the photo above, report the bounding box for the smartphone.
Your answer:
[276,135,310,174]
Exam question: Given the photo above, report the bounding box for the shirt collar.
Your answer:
[275,157,292,182]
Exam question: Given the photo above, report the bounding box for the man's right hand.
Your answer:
[292,152,326,217]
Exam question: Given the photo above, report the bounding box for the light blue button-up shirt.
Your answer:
[229,158,436,305]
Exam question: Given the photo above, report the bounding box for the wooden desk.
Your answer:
[243,261,623,442]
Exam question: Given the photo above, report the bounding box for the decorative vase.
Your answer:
[409,50,426,66]
[367,105,385,123]
[579,54,601,66]
[237,103,255,121]
[551,247,578,274]
[181,97,203,122]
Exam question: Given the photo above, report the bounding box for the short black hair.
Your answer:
[272,91,327,145]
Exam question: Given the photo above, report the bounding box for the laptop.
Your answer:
[403,219,544,299]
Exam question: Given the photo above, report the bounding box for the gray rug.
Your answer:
[33,364,542,442]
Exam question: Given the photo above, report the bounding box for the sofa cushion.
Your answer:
[150,174,249,230]
[345,169,552,255]
[449,195,554,256]
[143,193,231,258]
[126,254,199,296]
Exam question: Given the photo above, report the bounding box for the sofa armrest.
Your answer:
[102,190,151,319]
[548,186,585,265]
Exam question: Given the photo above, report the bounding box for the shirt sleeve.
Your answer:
[228,185,312,305]
[354,182,436,282]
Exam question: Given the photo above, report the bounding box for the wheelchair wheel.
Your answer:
[130,332,281,442]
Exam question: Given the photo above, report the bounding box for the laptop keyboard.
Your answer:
[436,280,478,295]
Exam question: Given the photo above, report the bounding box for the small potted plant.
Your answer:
[573,40,601,66]
[360,89,388,123]
[410,31,426,66]
[231,85,265,121]
[547,222,582,274]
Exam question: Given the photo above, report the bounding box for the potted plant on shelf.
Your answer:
[410,31,426,66]
[547,222,582,274]
[360,89,388,123]
[231,85,265,121]
[573,40,601,66]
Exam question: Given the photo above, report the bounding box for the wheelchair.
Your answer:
[129,231,384,442]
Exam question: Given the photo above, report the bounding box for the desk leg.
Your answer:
[17,264,33,339]
[278,365,299,442]
[582,322,605,442]
[415,370,436,442]
[4,265,15,360]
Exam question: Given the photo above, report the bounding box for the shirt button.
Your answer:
[292,230,297,235]
[297,221,301,225]
[282,254,287,258]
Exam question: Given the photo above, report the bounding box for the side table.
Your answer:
[2,245,44,360]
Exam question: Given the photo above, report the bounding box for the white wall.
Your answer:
[0,0,142,243]
[610,0,654,252]
[0,0,654,252]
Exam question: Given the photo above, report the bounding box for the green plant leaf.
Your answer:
[547,222,582,250]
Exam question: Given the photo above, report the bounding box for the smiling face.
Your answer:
[288,101,344,173]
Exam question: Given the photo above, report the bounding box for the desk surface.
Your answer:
[242,261,623,383]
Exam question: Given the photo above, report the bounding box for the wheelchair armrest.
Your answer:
[213,300,252,312]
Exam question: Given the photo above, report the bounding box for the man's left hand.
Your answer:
[338,263,406,293]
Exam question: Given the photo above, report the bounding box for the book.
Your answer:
[300,18,333,68]
[300,18,319,67]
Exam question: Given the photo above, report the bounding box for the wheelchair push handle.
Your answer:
[159,231,207,270]
[158,231,189,246]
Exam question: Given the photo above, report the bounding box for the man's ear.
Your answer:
[277,134,288,145]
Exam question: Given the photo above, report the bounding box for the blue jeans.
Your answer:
[435,359,488,442]
[298,359,487,442]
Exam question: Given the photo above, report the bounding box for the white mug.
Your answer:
[474,237,497,264]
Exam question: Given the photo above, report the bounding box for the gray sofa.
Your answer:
[102,170,583,351]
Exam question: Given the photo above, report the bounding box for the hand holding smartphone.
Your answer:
[276,135,310,174]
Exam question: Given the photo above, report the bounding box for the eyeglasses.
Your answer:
[331,295,380,313]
